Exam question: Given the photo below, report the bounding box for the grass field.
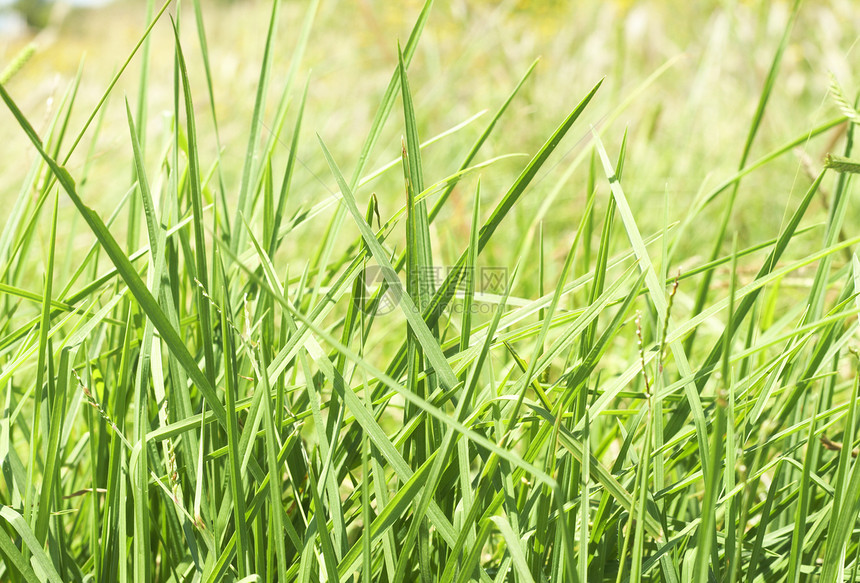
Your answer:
[0,0,859,581]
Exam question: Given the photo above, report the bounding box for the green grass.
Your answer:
[0,0,859,581]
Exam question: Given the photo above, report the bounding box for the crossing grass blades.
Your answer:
[0,0,859,582]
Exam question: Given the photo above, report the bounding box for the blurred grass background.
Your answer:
[0,0,857,284]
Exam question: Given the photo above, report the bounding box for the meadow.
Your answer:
[0,0,859,581]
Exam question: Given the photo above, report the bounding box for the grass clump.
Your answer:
[0,1,859,582]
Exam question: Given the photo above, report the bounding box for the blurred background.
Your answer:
[1,0,113,31]
[0,0,857,279]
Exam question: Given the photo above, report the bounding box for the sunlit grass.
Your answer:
[0,0,859,581]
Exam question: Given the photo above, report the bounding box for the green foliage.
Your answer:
[0,1,858,582]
